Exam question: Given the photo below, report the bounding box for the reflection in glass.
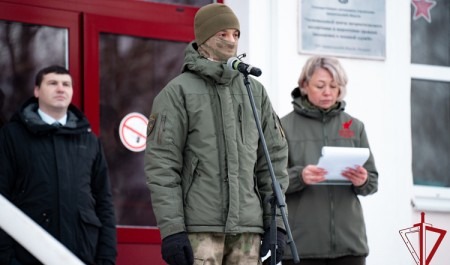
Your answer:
[411,0,450,66]
[99,33,186,226]
[0,21,67,127]
[411,79,450,187]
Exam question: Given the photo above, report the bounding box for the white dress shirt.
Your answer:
[37,109,67,126]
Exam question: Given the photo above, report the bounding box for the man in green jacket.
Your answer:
[144,3,289,265]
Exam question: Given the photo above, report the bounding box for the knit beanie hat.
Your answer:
[194,3,240,45]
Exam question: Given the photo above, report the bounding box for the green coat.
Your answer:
[280,89,378,259]
[145,42,288,239]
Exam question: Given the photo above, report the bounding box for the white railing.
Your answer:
[0,194,85,265]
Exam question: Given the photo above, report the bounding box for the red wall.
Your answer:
[116,226,164,264]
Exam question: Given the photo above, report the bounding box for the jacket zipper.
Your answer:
[238,104,245,143]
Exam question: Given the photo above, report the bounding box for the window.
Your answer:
[410,0,450,212]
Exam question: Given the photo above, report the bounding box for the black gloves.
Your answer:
[161,232,194,265]
[260,228,286,264]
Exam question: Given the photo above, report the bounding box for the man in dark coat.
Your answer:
[0,65,117,265]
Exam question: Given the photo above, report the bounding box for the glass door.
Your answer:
[83,7,194,232]
[0,2,80,127]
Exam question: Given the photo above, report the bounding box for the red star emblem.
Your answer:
[411,0,436,23]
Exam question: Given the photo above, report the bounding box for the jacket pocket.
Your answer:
[181,152,199,206]
[77,208,102,262]
[157,112,167,145]
[13,209,54,264]
[253,175,263,206]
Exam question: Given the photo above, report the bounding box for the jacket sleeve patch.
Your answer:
[273,113,285,139]
[147,113,157,138]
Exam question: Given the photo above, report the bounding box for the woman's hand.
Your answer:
[302,165,327,185]
[341,165,368,187]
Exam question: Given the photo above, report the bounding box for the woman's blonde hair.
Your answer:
[298,56,348,101]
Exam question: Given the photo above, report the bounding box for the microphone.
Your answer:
[227,57,262,77]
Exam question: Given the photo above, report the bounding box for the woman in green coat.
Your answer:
[281,56,378,265]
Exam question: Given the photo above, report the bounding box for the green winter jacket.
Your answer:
[145,42,288,240]
[280,88,378,259]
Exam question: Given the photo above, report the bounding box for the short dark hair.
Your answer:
[35,65,71,87]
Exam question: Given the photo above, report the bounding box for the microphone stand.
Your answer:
[240,73,300,264]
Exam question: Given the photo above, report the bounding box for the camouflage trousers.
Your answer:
[188,232,262,265]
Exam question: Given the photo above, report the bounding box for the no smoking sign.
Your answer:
[119,112,148,152]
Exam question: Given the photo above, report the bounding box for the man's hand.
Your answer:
[161,232,194,265]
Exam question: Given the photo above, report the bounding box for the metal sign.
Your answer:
[299,0,386,60]
[119,112,148,152]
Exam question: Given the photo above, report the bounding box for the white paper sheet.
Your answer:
[317,146,370,181]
